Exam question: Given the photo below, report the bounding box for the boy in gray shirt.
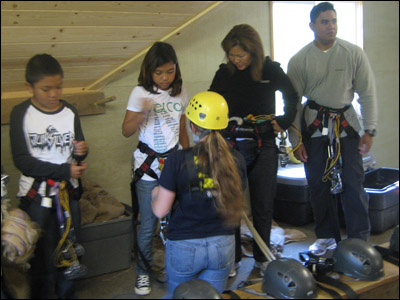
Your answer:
[287,2,377,255]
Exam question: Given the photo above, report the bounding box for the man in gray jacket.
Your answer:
[287,2,377,255]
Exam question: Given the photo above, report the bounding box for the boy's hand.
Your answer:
[73,140,88,157]
[70,161,87,179]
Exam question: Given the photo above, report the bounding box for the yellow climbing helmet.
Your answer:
[185,91,229,130]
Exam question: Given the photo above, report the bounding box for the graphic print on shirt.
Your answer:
[151,99,184,152]
[29,125,74,154]
[194,156,215,191]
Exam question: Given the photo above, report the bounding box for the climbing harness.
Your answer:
[133,141,179,182]
[301,100,358,143]
[49,179,87,280]
[223,114,274,150]
[224,114,302,167]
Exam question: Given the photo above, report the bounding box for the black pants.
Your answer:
[235,138,278,262]
[304,136,370,241]
[20,196,81,299]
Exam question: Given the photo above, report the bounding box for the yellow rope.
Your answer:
[54,181,77,268]
[322,116,342,182]
[289,124,302,153]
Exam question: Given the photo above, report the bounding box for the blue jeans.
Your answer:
[135,179,159,275]
[165,235,235,297]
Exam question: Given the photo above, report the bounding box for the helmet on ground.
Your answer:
[332,238,384,281]
[185,91,229,130]
[262,258,317,299]
[173,279,222,299]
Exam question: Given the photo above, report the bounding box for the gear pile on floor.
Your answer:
[240,219,307,258]
[79,179,126,225]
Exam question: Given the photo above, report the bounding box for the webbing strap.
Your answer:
[314,274,358,299]
[133,141,178,183]
[317,283,342,299]
[26,178,44,202]
[375,245,399,266]
[302,100,358,141]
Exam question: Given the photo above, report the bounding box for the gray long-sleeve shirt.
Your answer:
[287,38,377,146]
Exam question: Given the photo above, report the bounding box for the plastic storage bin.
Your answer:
[79,203,133,278]
[273,164,314,225]
[363,168,399,233]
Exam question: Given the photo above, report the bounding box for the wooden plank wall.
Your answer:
[1,1,219,123]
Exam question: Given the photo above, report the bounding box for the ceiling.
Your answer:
[1,1,223,97]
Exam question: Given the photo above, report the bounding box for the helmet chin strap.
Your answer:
[198,129,211,140]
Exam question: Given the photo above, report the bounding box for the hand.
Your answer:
[359,133,373,154]
[140,98,153,112]
[294,144,308,162]
[70,161,87,179]
[271,120,284,134]
[73,140,88,157]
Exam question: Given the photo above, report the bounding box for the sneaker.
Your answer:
[135,275,151,296]
[254,260,270,277]
[229,262,240,278]
[309,238,337,256]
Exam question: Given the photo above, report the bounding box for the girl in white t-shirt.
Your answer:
[122,42,189,296]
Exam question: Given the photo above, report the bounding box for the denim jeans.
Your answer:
[135,179,159,275]
[165,235,235,297]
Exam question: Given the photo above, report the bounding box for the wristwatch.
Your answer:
[364,129,376,137]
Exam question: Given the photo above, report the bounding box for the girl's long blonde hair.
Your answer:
[193,128,246,226]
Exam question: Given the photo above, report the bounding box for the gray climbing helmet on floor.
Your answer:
[262,258,317,299]
[332,238,384,281]
[173,279,222,299]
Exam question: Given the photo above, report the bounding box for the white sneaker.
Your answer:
[254,260,270,277]
[229,262,240,278]
[309,238,337,256]
[135,275,151,296]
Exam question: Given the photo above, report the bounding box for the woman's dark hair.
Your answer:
[310,2,336,23]
[221,24,265,82]
[25,54,64,85]
[138,42,182,96]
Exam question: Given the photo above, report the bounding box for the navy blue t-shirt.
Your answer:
[158,147,247,241]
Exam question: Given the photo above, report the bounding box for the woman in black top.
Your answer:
[209,24,299,275]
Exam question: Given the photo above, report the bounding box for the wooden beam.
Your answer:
[1,91,115,125]
[86,1,225,91]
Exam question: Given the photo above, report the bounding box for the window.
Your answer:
[271,1,363,116]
